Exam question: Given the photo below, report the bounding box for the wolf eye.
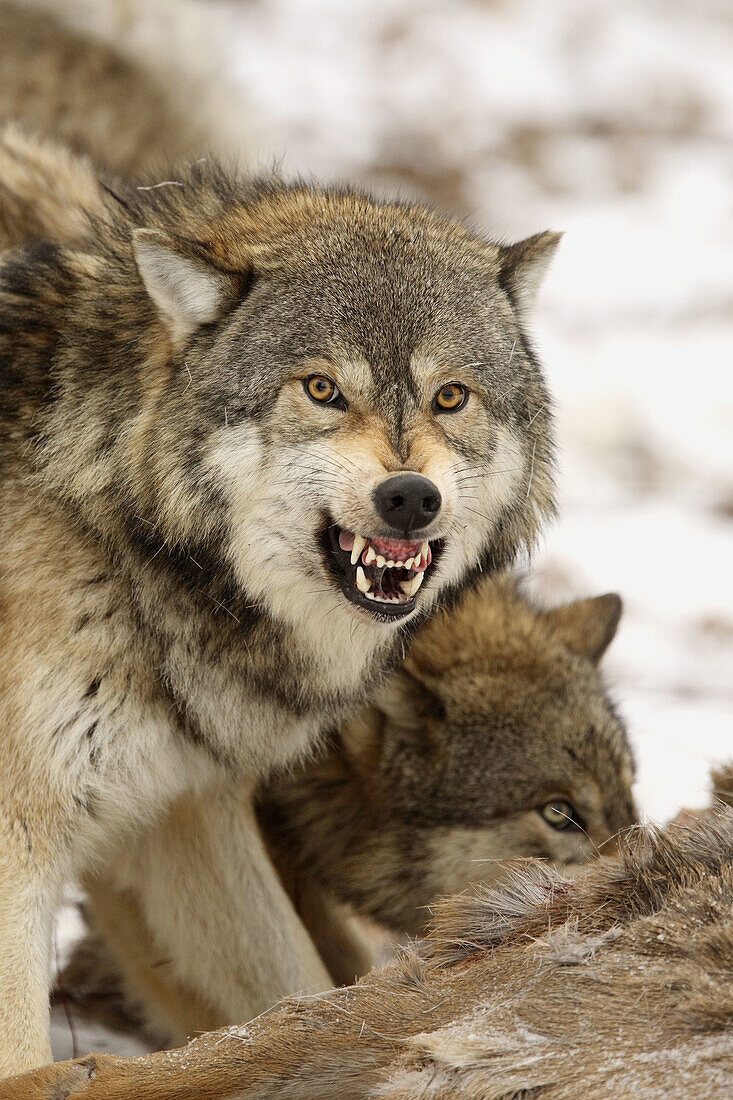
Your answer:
[434,382,468,413]
[304,375,345,409]
[539,800,582,831]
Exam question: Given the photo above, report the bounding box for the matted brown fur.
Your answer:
[6,811,733,1099]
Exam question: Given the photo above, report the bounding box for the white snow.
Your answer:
[52,0,732,1061]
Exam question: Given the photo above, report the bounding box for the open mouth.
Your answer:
[321,523,442,620]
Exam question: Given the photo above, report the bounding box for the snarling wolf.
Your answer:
[9,809,733,1100]
[56,574,636,1046]
[0,124,559,1074]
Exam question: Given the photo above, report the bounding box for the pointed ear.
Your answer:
[377,667,445,729]
[341,666,444,762]
[542,593,622,665]
[132,228,242,346]
[500,230,562,313]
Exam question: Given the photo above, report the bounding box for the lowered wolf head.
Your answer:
[125,171,558,637]
[258,576,638,932]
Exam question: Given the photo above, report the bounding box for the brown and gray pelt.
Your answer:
[0,119,559,1073]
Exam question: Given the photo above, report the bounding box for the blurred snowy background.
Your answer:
[212,0,733,825]
[43,0,731,1059]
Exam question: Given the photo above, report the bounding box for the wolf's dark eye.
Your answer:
[434,382,468,413]
[304,375,345,409]
[539,800,582,831]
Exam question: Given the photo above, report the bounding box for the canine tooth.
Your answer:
[420,540,429,558]
[376,554,386,568]
[355,566,372,594]
[364,545,376,565]
[350,535,367,566]
[366,591,390,603]
[399,572,425,598]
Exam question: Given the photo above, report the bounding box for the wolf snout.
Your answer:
[372,473,442,534]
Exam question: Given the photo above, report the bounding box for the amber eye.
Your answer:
[434,382,468,413]
[540,800,580,831]
[304,375,344,407]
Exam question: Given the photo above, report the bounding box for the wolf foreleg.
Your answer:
[89,783,333,1043]
[0,805,60,1078]
[267,863,376,987]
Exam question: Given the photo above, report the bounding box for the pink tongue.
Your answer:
[370,536,422,561]
[338,530,429,568]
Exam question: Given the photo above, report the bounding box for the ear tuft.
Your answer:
[132,228,233,345]
[338,670,439,773]
[542,593,622,666]
[501,229,562,313]
[372,666,445,730]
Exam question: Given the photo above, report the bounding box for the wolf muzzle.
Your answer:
[372,473,442,536]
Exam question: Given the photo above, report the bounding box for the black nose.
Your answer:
[372,473,442,534]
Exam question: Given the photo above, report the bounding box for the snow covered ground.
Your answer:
[52,0,732,1061]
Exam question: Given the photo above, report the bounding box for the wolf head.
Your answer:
[123,169,558,634]
[258,577,638,932]
[10,162,558,655]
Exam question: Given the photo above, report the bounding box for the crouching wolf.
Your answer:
[58,575,637,1048]
[0,136,559,1074]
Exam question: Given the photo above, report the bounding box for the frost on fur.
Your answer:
[19,809,733,1100]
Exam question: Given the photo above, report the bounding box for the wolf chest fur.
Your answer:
[0,148,559,1074]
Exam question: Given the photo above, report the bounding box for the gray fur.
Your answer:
[0,132,558,1074]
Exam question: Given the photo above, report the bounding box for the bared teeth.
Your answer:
[351,535,367,566]
[366,591,406,604]
[412,542,432,572]
[352,536,433,605]
[355,566,372,594]
[399,572,425,598]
